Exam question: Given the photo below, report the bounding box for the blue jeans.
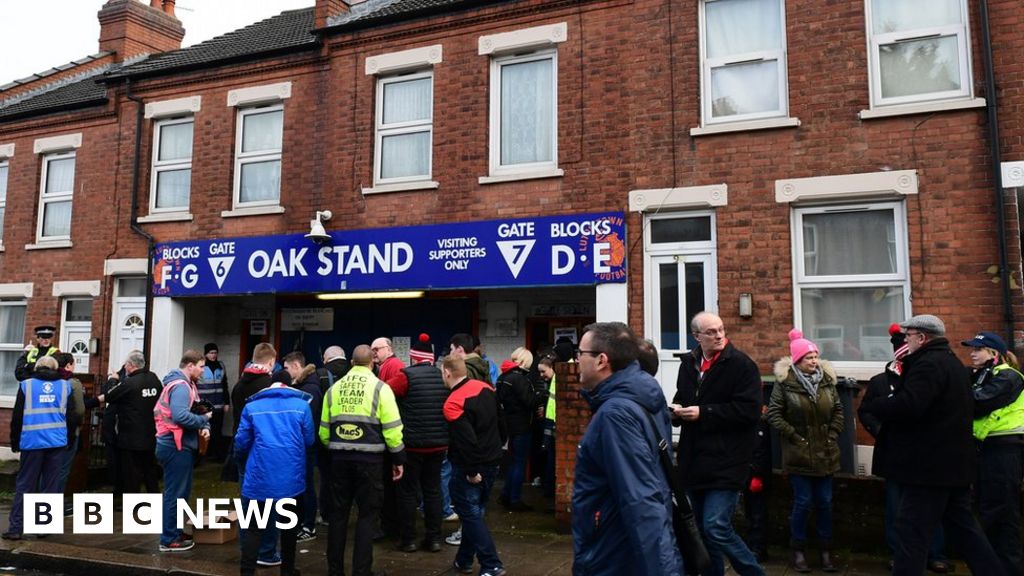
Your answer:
[886,480,946,561]
[789,475,833,543]
[689,489,765,576]
[441,456,454,517]
[236,455,279,559]
[500,433,531,504]
[156,441,194,546]
[450,464,502,572]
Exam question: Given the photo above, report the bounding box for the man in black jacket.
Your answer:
[859,325,949,573]
[387,333,449,552]
[106,350,162,493]
[671,311,764,576]
[860,314,1004,576]
[442,356,505,576]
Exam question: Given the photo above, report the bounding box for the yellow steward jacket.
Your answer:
[320,365,404,458]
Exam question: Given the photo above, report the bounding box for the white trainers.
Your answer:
[445,528,462,546]
[443,512,459,522]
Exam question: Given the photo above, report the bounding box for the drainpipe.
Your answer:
[125,78,155,359]
[979,0,1014,345]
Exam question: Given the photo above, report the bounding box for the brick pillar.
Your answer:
[553,361,592,531]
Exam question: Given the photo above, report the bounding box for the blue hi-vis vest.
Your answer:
[198,365,227,408]
[19,377,70,450]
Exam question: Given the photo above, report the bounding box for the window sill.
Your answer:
[690,117,801,137]
[25,240,72,251]
[478,168,564,185]
[0,396,14,409]
[0,245,5,253]
[221,205,286,218]
[137,212,193,224]
[827,361,886,382]
[859,98,986,120]
[362,181,440,196]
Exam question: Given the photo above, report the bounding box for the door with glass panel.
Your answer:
[649,253,717,403]
[110,277,147,373]
[60,299,93,374]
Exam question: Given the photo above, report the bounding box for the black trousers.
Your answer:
[398,450,444,546]
[208,410,228,462]
[327,459,383,576]
[240,496,302,576]
[975,438,1024,576]
[120,448,159,493]
[379,452,400,537]
[893,484,1005,576]
[743,486,769,555]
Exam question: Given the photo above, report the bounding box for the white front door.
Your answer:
[112,299,145,371]
[60,299,93,374]
[647,253,717,402]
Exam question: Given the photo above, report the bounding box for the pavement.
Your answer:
[0,463,932,576]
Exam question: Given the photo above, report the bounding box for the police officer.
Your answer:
[14,325,59,381]
[3,355,73,540]
[320,344,404,576]
[962,331,1024,576]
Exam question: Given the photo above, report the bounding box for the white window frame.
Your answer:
[0,299,28,401]
[232,103,284,210]
[698,0,790,127]
[865,0,973,109]
[0,157,8,250]
[373,70,434,187]
[485,49,560,181]
[791,200,912,378]
[36,150,75,244]
[149,116,194,215]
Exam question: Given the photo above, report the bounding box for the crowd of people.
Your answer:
[573,313,1023,576]
[3,314,1022,576]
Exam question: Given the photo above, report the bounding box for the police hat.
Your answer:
[34,325,56,338]
[960,331,1008,355]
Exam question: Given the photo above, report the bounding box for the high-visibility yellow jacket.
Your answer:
[973,364,1024,441]
[320,365,404,458]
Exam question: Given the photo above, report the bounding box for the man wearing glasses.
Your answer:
[860,315,1004,575]
[671,311,764,576]
[572,322,682,575]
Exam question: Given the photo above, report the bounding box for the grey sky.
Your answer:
[0,0,314,84]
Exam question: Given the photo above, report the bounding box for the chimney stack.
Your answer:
[315,0,350,29]
[98,0,184,61]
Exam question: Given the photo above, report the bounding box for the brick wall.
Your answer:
[553,360,583,529]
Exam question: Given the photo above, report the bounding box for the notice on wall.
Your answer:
[391,336,411,363]
[280,308,334,331]
[152,212,627,297]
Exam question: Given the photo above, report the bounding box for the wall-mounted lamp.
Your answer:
[89,337,99,355]
[738,293,753,319]
[305,210,333,244]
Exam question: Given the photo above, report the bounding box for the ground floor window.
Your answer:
[792,201,910,362]
[0,301,27,396]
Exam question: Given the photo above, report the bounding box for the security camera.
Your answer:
[306,210,333,245]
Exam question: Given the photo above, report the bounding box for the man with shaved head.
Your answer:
[671,311,764,576]
[321,344,405,576]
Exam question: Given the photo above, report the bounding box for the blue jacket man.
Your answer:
[234,383,314,576]
[3,356,72,540]
[572,323,682,576]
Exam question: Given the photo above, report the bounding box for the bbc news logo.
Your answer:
[23,494,298,534]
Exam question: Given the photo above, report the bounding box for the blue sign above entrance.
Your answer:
[152,212,627,297]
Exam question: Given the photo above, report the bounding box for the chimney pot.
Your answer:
[163,0,175,17]
[150,0,161,8]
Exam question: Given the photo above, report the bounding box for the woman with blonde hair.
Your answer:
[961,331,1024,576]
[497,347,541,511]
[768,329,843,573]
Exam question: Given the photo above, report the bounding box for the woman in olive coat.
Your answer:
[767,329,843,573]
